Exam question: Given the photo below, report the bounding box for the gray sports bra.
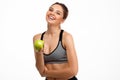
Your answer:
[41,30,68,64]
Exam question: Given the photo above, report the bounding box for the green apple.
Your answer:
[34,40,44,51]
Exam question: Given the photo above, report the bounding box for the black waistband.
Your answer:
[45,76,77,80]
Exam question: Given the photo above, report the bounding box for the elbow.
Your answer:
[73,69,78,76]
[72,64,78,76]
[70,69,78,76]
[40,72,46,77]
[35,63,46,77]
[68,67,78,78]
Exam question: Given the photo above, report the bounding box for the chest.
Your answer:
[44,41,67,64]
[43,36,59,54]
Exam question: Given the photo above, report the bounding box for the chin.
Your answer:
[47,20,55,25]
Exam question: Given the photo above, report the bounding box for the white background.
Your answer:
[0,0,120,80]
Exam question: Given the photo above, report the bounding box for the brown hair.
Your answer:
[52,2,69,20]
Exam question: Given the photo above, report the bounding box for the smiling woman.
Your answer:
[33,2,78,80]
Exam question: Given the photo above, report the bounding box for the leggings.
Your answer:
[45,76,78,80]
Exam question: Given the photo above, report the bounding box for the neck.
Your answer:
[46,24,61,35]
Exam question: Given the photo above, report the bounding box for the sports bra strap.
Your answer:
[59,29,64,41]
[41,32,45,40]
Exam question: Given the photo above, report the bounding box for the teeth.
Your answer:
[49,16,55,20]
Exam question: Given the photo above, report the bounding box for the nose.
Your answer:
[50,11,55,15]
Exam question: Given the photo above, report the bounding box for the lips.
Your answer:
[48,15,55,20]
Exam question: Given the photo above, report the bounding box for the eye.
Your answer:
[49,7,53,12]
[56,12,61,15]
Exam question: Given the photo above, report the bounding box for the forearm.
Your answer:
[35,52,46,77]
[45,67,75,79]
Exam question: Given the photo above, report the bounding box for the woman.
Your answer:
[33,2,78,80]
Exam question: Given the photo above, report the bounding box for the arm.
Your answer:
[33,34,47,77]
[44,32,78,78]
[35,50,46,77]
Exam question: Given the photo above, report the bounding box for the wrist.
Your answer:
[35,49,44,54]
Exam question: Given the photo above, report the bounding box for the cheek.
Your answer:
[46,11,49,16]
[46,12,49,19]
[57,17,64,21]
[56,14,63,19]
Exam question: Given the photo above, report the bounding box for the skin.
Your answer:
[33,4,78,80]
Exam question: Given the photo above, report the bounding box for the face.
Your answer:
[46,4,64,25]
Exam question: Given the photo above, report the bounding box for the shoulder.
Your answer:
[63,30,73,41]
[33,33,41,42]
[62,30,74,48]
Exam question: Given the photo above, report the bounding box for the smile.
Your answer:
[48,15,55,20]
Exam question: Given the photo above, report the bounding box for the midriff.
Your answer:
[45,63,68,70]
[45,63,69,80]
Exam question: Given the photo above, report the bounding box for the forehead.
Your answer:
[50,4,63,12]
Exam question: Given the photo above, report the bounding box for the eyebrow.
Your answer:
[49,7,63,14]
[56,10,62,14]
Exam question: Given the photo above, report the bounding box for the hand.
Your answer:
[35,48,44,54]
